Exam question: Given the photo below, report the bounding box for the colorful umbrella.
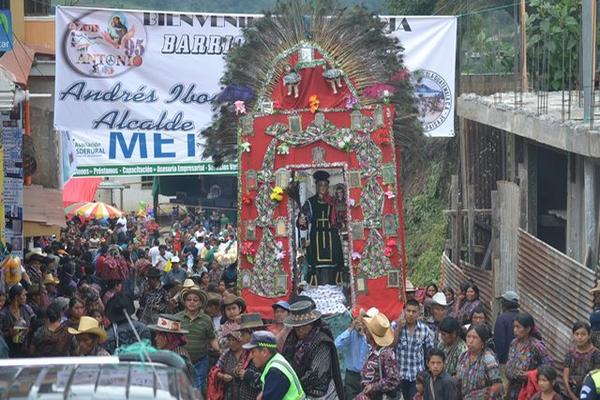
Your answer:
[64,201,87,216]
[66,201,123,220]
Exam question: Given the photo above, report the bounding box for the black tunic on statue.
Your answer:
[300,195,344,283]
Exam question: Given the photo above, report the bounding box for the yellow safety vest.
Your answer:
[260,353,305,400]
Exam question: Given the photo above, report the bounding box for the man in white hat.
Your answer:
[426,292,448,347]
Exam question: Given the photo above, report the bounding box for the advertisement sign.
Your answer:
[55,7,456,176]
[0,10,13,52]
[3,121,23,257]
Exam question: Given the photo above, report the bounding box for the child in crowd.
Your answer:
[421,348,458,400]
[413,374,425,400]
[531,365,561,400]
[563,321,600,400]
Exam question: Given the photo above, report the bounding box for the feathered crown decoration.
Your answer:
[202,0,422,164]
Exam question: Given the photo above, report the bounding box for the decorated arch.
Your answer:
[204,3,419,319]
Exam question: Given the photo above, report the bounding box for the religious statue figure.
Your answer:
[333,183,348,233]
[283,64,301,98]
[297,171,344,285]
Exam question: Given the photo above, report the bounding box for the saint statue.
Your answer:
[297,171,344,285]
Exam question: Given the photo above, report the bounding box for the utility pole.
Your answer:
[582,0,596,124]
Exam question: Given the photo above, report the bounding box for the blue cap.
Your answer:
[242,330,278,350]
[272,300,290,311]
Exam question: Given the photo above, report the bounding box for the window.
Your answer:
[141,176,153,190]
[25,0,50,17]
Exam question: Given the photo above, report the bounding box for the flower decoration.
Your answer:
[234,100,246,115]
[351,251,362,261]
[270,186,284,202]
[240,141,251,153]
[348,198,356,207]
[384,190,395,199]
[384,237,397,258]
[379,131,391,146]
[275,241,286,260]
[382,89,391,104]
[345,95,358,110]
[363,84,396,100]
[277,143,290,155]
[337,135,353,152]
[353,242,365,254]
[242,191,254,206]
[309,95,320,113]
[384,246,394,257]
[241,241,257,263]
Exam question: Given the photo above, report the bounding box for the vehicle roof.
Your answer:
[0,356,198,400]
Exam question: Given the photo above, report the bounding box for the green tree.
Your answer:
[384,0,437,15]
[526,0,580,91]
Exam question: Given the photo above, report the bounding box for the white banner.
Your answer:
[384,16,457,137]
[55,7,456,175]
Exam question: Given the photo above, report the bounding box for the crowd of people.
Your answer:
[1,208,600,400]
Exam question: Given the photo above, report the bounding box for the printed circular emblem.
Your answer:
[414,70,452,134]
[64,10,147,77]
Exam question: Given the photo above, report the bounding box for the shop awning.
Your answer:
[0,40,54,87]
[63,177,102,207]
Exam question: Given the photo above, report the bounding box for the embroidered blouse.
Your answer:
[455,350,503,400]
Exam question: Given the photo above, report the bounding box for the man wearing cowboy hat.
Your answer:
[426,292,448,347]
[243,330,305,400]
[175,286,219,391]
[68,316,110,356]
[356,311,400,400]
[281,300,345,399]
[24,248,50,287]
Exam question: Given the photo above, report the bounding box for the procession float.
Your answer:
[203,2,421,320]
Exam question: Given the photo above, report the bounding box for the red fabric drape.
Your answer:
[62,177,102,207]
[241,108,405,320]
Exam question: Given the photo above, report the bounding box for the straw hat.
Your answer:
[148,314,189,334]
[363,312,394,347]
[67,316,108,343]
[405,280,416,292]
[43,273,60,286]
[182,279,196,290]
[284,300,322,327]
[181,286,207,306]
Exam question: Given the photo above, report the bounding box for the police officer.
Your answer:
[243,330,305,400]
[581,369,600,400]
